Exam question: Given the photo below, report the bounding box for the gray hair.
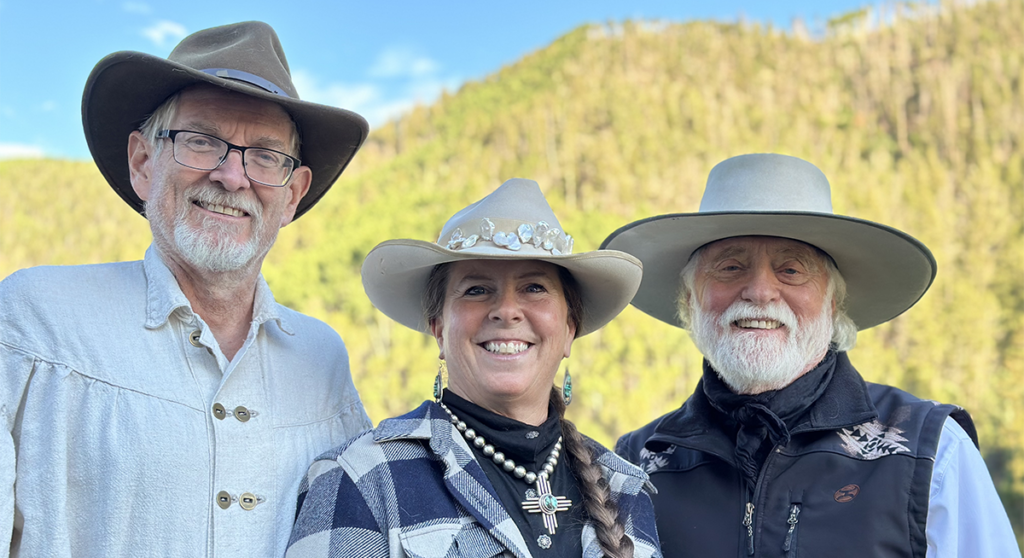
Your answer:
[138,91,183,155]
[676,244,857,351]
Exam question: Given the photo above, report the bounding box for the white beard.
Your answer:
[151,185,275,273]
[689,296,833,395]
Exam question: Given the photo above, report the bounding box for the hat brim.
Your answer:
[600,211,936,330]
[82,51,368,219]
[361,240,643,337]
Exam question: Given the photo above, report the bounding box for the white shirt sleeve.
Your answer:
[926,416,1021,558]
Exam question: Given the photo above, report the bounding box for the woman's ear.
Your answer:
[429,318,445,359]
[563,320,576,359]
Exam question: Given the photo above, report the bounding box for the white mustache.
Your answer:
[188,187,262,220]
[717,300,797,332]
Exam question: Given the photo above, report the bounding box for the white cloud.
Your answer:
[292,70,379,110]
[292,70,391,128]
[142,20,187,48]
[40,101,56,112]
[292,43,461,130]
[122,2,152,14]
[292,68,463,129]
[407,76,462,103]
[369,48,439,78]
[0,143,45,160]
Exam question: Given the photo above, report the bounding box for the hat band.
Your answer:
[440,217,574,256]
[200,68,291,98]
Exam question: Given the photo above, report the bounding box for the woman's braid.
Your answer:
[551,388,634,558]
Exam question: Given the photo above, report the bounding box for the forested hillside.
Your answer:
[2,0,1020,539]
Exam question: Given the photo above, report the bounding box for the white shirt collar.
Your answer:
[141,245,292,334]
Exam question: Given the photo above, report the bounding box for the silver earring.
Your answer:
[434,360,446,403]
[562,368,572,406]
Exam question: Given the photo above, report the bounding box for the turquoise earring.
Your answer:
[562,368,573,406]
[434,361,445,403]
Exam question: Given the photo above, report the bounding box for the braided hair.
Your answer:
[551,388,635,558]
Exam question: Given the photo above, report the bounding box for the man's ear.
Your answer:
[127,131,155,201]
[278,166,312,227]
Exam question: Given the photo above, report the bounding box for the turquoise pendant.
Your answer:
[522,475,572,535]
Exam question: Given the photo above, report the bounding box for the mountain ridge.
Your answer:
[2,0,1020,540]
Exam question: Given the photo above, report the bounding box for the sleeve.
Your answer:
[286,458,390,558]
[333,342,373,437]
[925,417,1022,558]
[622,483,664,558]
[1,342,38,554]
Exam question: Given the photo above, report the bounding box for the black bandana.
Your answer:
[702,351,837,493]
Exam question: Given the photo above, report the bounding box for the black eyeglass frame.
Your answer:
[156,129,301,187]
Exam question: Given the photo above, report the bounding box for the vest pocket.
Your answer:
[782,502,802,557]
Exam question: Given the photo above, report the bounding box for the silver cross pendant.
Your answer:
[521,475,572,535]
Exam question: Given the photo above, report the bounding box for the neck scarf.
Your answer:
[703,351,837,493]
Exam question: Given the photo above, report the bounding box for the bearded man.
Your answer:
[0,22,371,556]
[604,154,1019,557]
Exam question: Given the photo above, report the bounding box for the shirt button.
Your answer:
[239,492,258,510]
[234,406,251,422]
[212,403,227,420]
[216,491,232,510]
[189,330,202,347]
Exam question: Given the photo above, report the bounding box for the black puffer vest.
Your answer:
[616,352,976,558]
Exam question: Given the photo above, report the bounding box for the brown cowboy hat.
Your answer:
[82,20,368,219]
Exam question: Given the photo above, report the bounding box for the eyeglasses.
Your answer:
[157,129,300,187]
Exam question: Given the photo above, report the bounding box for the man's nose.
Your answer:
[208,149,251,191]
[740,263,782,305]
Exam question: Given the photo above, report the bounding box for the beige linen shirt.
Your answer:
[0,246,371,557]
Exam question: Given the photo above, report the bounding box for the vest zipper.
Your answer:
[746,442,785,556]
[783,503,801,555]
[743,501,755,555]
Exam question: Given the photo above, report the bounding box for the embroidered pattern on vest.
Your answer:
[639,445,676,474]
[838,420,911,459]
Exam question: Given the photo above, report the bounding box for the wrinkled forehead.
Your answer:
[698,235,829,265]
[174,84,296,131]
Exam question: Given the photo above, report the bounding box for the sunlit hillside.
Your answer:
[2,0,1020,541]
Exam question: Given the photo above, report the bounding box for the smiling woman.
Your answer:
[286,178,662,558]
[429,259,577,424]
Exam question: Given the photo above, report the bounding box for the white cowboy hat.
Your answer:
[600,153,936,330]
[362,178,643,336]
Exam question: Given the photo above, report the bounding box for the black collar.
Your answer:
[441,389,563,467]
[644,351,878,454]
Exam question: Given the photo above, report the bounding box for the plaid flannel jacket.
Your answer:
[287,401,662,558]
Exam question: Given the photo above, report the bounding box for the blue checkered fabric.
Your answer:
[287,401,662,558]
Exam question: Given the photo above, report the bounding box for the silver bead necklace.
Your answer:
[438,401,573,535]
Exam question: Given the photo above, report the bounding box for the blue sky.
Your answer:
[0,0,876,160]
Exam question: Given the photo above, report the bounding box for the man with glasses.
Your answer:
[1,22,372,556]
